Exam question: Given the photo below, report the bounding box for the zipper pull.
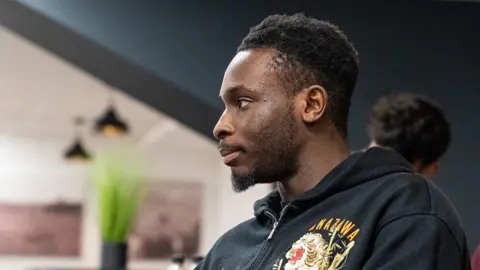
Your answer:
[267,205,289,240]
[267,221,278,240]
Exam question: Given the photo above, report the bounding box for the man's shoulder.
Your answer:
[373,171,437,211]
[376,172,458,216]
[372,171,466,241]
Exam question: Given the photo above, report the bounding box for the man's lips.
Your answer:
[222,151,241,165]
[219,144,243,165]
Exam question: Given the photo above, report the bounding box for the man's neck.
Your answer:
[277,135,350,202]
[369,141,379,148]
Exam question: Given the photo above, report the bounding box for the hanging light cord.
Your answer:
[74,116,85,139]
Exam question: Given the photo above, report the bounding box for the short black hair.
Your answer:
[366,92,451,167]
[237,13,359,138]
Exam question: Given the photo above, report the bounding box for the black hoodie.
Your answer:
[196,147,470,270]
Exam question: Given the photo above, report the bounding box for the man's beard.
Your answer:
[231,109,299,193]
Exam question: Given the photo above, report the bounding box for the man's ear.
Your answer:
[300,85,328,124]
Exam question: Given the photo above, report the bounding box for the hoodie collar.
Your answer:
[254,147,414,220]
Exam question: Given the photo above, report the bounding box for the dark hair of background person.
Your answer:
[366,92,451,170]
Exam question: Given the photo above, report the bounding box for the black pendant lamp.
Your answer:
[64,117,92,162]
[94,93,129,136]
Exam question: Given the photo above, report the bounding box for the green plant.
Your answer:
[91,149,144,243]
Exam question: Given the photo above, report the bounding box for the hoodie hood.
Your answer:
[254,147,415,219]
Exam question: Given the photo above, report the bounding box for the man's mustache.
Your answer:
[218,141,245,152]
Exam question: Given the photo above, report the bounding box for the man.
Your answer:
[197,14,470,269]
[366,92,451,178]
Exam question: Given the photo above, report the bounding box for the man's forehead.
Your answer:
[220,49,278,97]
[229,48,276,69]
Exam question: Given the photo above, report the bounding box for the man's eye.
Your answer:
[237,99,251,109]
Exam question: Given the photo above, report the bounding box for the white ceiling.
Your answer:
[0,25,216,154]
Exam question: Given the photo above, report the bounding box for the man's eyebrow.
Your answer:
[219,85,254,99]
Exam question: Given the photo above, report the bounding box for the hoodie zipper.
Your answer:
[265,211,278,240]
[266,206,288,240]
[243,205,289,270]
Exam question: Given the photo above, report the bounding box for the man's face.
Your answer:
[213,49,301,192]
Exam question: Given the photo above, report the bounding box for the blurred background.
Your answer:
[0,1,478,269]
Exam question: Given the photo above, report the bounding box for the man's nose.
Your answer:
[213,112,234,140]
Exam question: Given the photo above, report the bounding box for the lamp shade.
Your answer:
[94,106,129,136]
[64,138,91,162]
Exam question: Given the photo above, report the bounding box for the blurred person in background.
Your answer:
[366,92,451,179]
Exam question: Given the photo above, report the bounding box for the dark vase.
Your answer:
[101,242,128,270]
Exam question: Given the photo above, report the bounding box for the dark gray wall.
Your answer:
[2,0,479,251]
